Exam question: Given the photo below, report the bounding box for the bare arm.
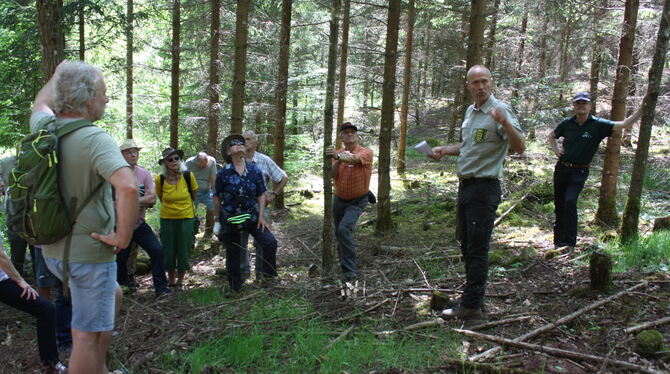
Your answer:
[612,106,643,131]
[0,245,38,300]
[429,143,463,160]
[32,72,57,116]
[257,193,269,231]
[547,130,563,158]
[265,175,288,204]
[139,186,156,207]
[91,167,138,251]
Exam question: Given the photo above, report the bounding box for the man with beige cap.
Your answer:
[116,139,173,299]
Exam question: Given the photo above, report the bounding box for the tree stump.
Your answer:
[429,291,452,311]
[589,251,613,293]
[653,216,670,232]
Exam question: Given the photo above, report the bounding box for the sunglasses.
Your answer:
[229,139,245,146]
[167,156,180,162]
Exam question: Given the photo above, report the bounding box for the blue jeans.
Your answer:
[333,194,368,281]
[457,179,501,309]
[194,190,214,211]
[553,163,590,247]
[219,223,277,291]
[35,248,72,347]
[0,279,59,366]
[240,209,270,277]
[116,222,170,294]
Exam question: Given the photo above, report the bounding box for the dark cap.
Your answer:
[158,147,185,165]
[572,92,592,102]
[339,122,358,132]
[220,134,245,163]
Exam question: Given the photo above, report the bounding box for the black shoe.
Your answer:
[441,304,485,320]
[156,288,175,301]
[57,342,72,355]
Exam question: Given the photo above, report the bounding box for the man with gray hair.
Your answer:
[185,151,217,217]
[240,130,288,281]
[32,60,137,374]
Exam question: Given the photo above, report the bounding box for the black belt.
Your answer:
[559,161,589,168]
[460,177,499,186]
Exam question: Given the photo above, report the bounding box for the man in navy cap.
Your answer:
[548,92,642,249]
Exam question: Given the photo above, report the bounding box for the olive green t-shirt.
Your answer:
[457,95,524,179]
[31,112,130,263]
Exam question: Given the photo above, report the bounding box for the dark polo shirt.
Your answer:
[553,115,615,165]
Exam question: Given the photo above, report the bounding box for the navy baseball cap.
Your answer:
[572,92,592,102]
[339,122,358,132]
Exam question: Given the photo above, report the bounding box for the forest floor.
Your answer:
[2,128,670,373]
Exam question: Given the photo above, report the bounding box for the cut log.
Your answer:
[589,251,613,293]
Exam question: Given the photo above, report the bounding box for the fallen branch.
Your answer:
[469,281,647,362]
[455,329,665,374]
[468,315,533,331]
[322,326,354,351]
[624,316,670,334]
[494,193,529,227]
[360,208,402,226]
[328,298,390,323]
[376,318,445,336]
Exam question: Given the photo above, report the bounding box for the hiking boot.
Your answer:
[41,361,67,374]
[441,304,485,320]
[156,288,174,301]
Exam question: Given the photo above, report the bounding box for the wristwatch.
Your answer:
[335,153,341,160]
[267,191,278,196]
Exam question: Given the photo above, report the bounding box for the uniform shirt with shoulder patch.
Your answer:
[553,115,614,165]
[31,112,131,264]
[457,95,524,179]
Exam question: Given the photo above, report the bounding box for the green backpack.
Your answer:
[6,117,102,245]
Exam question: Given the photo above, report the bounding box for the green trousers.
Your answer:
[160,218,196,272]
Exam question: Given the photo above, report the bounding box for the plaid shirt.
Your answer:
[249,151,287,188]
[332,144,373,200]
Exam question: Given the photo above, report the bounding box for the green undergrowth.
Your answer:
[164,291,462,374]
[603,231,670,273]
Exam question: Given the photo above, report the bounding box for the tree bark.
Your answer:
[622,49,639,147]
[322,0,340,280]
[447,11,470,142]
[274,0,293,210]
[207,0,221,158]
[231,0,251,134]
[511,13,527,99]
[78,3,85,61]
[375,0,401,234]
[126,0,134,139]
[37,0,65,81]
[335,0,351,150]
[596,0,639,227]
[396,0,415,174]
[537,10,549,79]
[621,0,670,241]
[589,0,609,115]
[169,0,181,149]
[484,0,500,70]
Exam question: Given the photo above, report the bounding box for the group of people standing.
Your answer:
[0,59,645,374]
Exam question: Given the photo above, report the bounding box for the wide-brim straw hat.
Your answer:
[157,147,185,165]
[220,134,245,163]
[119,139,142,151]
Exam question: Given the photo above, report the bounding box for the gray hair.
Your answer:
[196,152,208,161]
[52,61,102,115]
[243,130,258,141]
[160,160,187,175]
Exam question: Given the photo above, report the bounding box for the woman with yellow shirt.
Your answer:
[155,147,198,288]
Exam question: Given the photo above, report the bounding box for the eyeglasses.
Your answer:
[229,140,244,146]
[167,156,180,162]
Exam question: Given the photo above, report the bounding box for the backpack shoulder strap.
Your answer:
[54,119,94,137]
[184,170,193,200]
[158,174,165,201]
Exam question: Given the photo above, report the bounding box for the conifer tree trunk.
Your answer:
[621,0,670,241]
[396,0,415,173]
[78,3,85,61]
[622,50,639,147]
[375,0,401,234]
[322,0,340,280]
[537,11,549,79]
[589,0,609,115]
[484,0,500,70]
[596,0,639,227]
[37,0,65,81]
[126,0,134,139]
[231,0,251,134]
[448,11,469,142]
[274,0,292,210]
[170,0,181,148]
[511,13,527,99]
[207,0,221,158]
[335,0,350,150]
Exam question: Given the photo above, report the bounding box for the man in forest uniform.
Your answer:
[116,139,173,299]
[239,130,288,281]
[548,92,642,249]
[326,123,373,293]
[430,65,526,320]
[33,61,138,374]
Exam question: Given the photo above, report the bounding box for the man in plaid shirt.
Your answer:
[326,123,373,287]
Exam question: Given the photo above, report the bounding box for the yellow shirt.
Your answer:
[155,172,198,219]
